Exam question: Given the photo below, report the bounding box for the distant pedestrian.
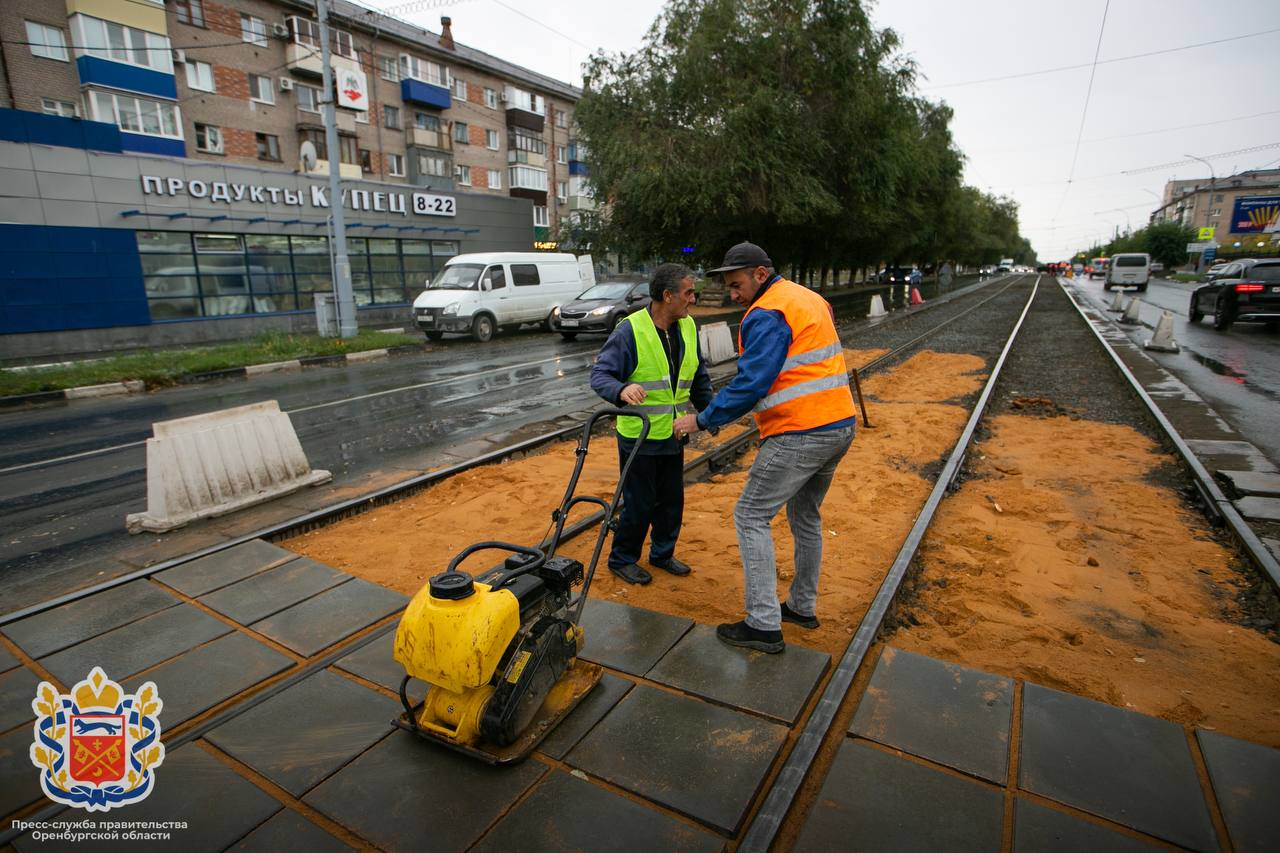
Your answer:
[673,242,855,654]
[939,262,954,291]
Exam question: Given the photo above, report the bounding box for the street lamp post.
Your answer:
[317,0,358,338]
[1184,153,1217,273]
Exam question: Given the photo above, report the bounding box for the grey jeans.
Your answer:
[734,426,854,631]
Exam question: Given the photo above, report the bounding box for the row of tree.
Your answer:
[566,0,1036,281]
[1075,221,1196,269]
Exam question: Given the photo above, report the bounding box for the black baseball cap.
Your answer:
[707,241,772,277]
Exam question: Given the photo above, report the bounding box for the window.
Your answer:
[509,165,548,191]
[1214,193,1224,202]
[556,145,567,164]
[485,129,499,150]
[297,84,321,113]
[299,128,327,160]
[378,55,400,81]
[73,16,172,72]
[418,152,449,178]
[355,110,369,124]
[532,206,549,228]
[484,87,497,109]
[384,105,401,129]
[90,90,181,138]
[1211,208,1222,216]
[287,17,320,48]
[453,121,469,144]
[256,132,280,161]
[175,0,205,27]
[512,263,541,285]
[240,14,267,46]
[25,21,68,61]
[414,112,440,131]
[487,168,501,189]
[483,266,506,290]
[332,30,354,59]
[338,135,358,165]
[42,98,78,117]
[360,148,373,173]
[399,54,447,87]
[387,153,405,176]
[509,127,546,156]
[184,60,215,93]
[454,78,468,99]
[194,123,223,153]
[248,74,273,104]
[557,181,567,202]
[554,108,566,128]
[456,164,471,185]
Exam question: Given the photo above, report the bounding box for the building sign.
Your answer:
[336,65,369,111]
[1230,195,1280,233]
[139,176,456,217]
[533,240,558,250]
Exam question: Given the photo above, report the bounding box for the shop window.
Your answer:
[256,132,280,161]
[25,21,68,61]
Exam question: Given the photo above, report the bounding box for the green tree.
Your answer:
[1143,221,1195,268]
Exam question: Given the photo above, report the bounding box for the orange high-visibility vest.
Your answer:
[740,278,855,438]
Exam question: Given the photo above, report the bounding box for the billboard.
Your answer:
[1230,195,1280,234]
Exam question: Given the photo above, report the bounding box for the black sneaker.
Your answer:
[716,620,785,654]
[650,557,691,576]
[781,601,819,629]
[609,563,652,585]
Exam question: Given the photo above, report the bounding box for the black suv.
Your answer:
[1189,258,1280,331]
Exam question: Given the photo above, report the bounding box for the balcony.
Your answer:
[406,127,450,150]
[309,159,362,180]
[402,78,451,110]
[568,195,595,212]
[508,149,546,168]
[508,164,548,203]
[504,86,545,132]
[285,42,324,77]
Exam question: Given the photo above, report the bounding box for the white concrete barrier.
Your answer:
[1107,290,1127,312]
[1144,310,1180,353]
[1120,297,1142,325]
[868,294,888,318]
[125,400,331,534]
[697,321,737,365]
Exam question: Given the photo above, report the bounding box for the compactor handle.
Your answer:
[447,541,545,574]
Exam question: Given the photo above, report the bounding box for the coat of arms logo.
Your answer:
[29,667,165,812]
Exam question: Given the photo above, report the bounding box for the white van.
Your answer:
[1105,253,1151,292]
[412,252,593,341]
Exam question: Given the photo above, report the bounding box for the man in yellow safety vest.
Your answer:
[590,263,715,584]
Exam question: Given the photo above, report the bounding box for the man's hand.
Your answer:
[619,383,646,405]
[673,414,701,438]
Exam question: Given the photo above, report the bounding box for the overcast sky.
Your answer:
[362,0,1280,260]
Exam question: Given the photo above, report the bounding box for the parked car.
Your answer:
[1149,261,1165,275]
[413,252,591,342]
[1189,258,1280,331]
[551,279,651,340]
[1105,253,1151,292]
[979,265,996,277]
[878,266,915,285]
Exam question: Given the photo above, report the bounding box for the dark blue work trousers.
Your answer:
[608,442,684,569]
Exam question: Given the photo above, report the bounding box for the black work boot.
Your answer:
[650,557,691,576]
[716,620,784,654]
[609,563,652,585]
[781,601,820,629]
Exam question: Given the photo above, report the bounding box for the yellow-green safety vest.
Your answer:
[617,308,699,441]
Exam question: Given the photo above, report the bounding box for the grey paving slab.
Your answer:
[206,670,397,797]
[231,809,356,853]
[199,557,349,625]
[38,604,233,687]
[1197,729,1280,853]
[1235,496,1280,522]
[332,630,407,692]
[157,540,298,597]
[13,744,282,852]
[305,729,545,852]
[796,740,1003,852]
[648,624,829,723]
[567,683,787,834]
[538,672,633,760]
[3,580,179,659]
[1218,470,1280,497]
[124,632,293,727]
[1014,799,1164,852]
[1185,440,1278,474]
[0,644,19,673]
[0,666,41,732]
[578,599,693,676]
[250,580,407,658]
[1020,683,1217,852]
[850,646,1013,783]
[475,768,723,853]
[0,726,42,817]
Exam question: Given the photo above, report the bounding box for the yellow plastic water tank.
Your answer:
[393,572,520,694]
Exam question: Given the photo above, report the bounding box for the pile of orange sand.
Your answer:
[889,413,1280,746]
[286,349,988,656]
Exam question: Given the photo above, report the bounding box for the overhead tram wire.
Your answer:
[968,109,1280,156]
[1049,0,1110,229]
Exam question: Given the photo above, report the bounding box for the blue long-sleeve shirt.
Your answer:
[696,277,856,435]
[590,310,715,455]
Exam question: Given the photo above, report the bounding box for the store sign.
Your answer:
[336,65,369,111]
[533,240,558,250]
[1230,195,1280,234]
[139,175,456,217]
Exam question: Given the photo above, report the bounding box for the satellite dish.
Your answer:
[299,140,317,171]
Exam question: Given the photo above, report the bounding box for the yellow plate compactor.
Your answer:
[391,409,649,764]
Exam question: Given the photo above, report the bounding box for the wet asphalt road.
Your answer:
[1065,275,1280,465]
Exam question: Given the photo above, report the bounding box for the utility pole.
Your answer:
[318,0,358,338]
[1184,153,1217,274]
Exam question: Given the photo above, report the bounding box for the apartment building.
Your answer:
[1150,168,1280,246]
[0,0,593,353]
